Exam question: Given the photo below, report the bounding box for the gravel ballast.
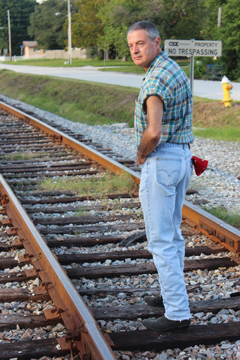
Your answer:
[0,94,239,216]
[0,94,240,360]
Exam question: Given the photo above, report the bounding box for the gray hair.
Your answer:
[127,21,160,42]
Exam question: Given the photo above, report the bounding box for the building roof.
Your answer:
[23,41,38,48]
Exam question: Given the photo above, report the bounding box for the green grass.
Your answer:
[2,57,190,75]
[0,70,239,142]
[100,65,145,74]
[193,126,240,142]
[202,206,240,229]
[100,60,190,75]
[37,171,138,197]
[0,70,137,127]
[2,58,135,67]
[0,152,35,161]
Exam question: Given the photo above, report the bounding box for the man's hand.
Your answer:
[136,152,147,165]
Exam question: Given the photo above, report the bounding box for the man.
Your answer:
[127,21,194,332]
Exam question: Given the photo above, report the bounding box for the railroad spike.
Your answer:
[0,194,9,205]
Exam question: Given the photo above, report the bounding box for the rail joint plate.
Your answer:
[44,307,63,320]
[6,228,18,236]
[199,218,240,254]
[1,219,13,226]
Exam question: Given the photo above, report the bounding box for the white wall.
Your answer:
[0,48,87,61]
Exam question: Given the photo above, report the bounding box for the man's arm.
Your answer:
[136,95,163,165]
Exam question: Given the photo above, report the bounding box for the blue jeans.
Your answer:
[139,143,193,321]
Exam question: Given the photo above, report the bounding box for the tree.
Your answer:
[203,0,240,80]
[28,0,68,50]
[157,0,207,41]
[97,0,152,58]
[71,0,105,49]
[219,0,240,79]
[97,0,207,58]
[0,0,36,56]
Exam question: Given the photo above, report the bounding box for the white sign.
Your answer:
[164,40,222,57]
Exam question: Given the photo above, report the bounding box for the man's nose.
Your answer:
[132,44,139,53]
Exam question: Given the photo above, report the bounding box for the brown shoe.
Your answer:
[143,315,190,332]
[144,295,163,307]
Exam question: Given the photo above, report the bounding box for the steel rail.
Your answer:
[0,174,116,360]
[0,101,239,252]
[0,101,139,183]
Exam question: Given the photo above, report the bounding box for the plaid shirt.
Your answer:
[135,51,194,148]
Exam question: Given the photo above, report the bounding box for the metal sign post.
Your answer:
[7,10,11,61]
[164,40,222,94]
[190,56,194,95]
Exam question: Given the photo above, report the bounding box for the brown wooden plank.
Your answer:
[2,257,234,285]
[91,296,240,320]
[21,193,136,205]
[0,288,50,302]
[56,246,227,265]
[25,201,141,214]
[109,322,240,351]
[5,169,99,179]
[0,156,78,165]
[0,313,62,329]
[0,164,92,173]
[0,271,36,284]
[0,257,30,269]
[67,257,237,279]
[0,243,11,251]
[34,214,135,226]
[0,161,91,171]
[0,338,69,359]
[78,284,200,297]
[57,250,152,265]
[40,222,145,234]
[46,235,124,248]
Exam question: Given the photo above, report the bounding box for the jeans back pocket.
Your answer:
[156,157,182,187]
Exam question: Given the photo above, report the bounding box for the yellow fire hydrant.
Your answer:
[221,75,233,108]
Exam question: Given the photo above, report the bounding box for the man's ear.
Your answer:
[154,37,161,48]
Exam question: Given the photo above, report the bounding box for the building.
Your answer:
[22,41,44,58]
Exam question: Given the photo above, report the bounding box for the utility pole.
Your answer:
[7,9,11,61]
[68,0,72,64]
[218,7,222,28]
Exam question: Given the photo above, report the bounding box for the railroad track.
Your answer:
[0,100,240,359]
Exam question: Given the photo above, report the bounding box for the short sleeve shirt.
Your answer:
[135,51,194,148]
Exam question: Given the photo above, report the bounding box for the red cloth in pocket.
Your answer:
[191,156,208,176]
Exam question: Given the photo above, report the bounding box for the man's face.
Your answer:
[127,29,161,71]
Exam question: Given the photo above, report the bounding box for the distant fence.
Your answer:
[0,48,87,61]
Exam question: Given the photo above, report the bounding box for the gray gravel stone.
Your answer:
[0,94,240,360]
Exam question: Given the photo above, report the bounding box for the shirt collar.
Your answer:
[146,51,168,75]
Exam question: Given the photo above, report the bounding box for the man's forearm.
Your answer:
[136,95,163,165]
[136,128,160,164]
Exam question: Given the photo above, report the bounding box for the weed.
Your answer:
[0,152,34,161]
[202,206,240,228]
[75,209,89,217]
[37,171,138,197]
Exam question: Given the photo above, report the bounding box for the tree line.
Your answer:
[0,0,239,80]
